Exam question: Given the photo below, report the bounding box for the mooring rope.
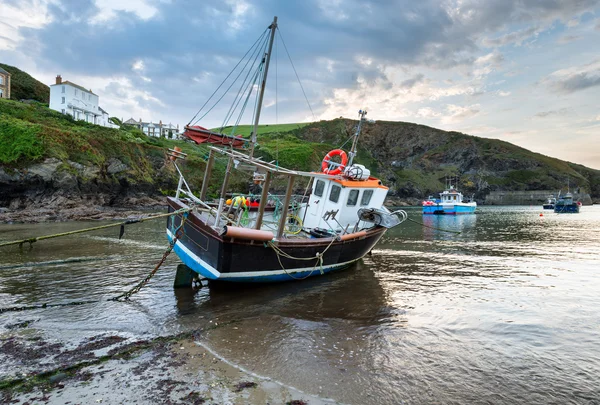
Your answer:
[0,208,192,249]
[0,212,190,313]
[267,236,337,280]
[405,217,462,234]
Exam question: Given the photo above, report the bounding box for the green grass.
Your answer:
[0,115,44,163]
[211,123,310,137]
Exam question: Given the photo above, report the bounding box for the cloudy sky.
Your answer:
[1,0,599,169]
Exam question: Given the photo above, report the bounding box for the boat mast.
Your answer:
[249,16,278,158]
[347,109,367,167]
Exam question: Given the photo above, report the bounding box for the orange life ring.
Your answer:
[321,149,348,175]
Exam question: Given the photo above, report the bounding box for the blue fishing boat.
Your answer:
[422,185,476,215]
[554,192,580,213]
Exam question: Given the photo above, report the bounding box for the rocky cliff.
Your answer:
[289,119,600,203]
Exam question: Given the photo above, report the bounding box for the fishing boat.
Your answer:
[554,192,580,213]
[422,181,476,215]
[165,17,407,283]
[542,195,556,210]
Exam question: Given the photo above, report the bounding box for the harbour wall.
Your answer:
[483,190,593,206]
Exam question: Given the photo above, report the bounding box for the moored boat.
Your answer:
[165,17,407,283]
[422,184,476,215]
[554,192,580,213]
[542,195,556,210]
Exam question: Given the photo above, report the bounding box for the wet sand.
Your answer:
[1,330,332,405]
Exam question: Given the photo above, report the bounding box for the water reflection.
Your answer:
[1,206,600,404]
[421,214,477,240]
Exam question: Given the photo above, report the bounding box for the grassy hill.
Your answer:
[1,97,599,208]
[0,63,50,103]
[214,123,310,137]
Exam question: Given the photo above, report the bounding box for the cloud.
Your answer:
[441,104,480,124]
[482,26,540,47]
[399,74,425,89]
[557,35,582,44]
[534,108,571,118]
[541,59,600,94]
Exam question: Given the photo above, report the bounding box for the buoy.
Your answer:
[226,199,232,205]
[539,213,543,217]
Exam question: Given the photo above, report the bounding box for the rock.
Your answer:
[49,372,68,384]
[26,158,62,182]
[107,158,129,175]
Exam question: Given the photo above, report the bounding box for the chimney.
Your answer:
[56,75,62,84]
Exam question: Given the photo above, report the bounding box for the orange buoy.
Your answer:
[539,213,543,217]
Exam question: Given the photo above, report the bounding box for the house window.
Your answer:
[62,85,65,93]
[0,76,4,85]
[361,189,374,206]
[0,88,3,98]
[347,190,359,206]
[61,109,65,114]
[61,97,65,104]
[329,185,341,203]
[314,180,325,197]
[75,89,78,96]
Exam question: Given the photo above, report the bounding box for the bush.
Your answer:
[0,115,44,163]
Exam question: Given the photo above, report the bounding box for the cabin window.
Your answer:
[361,189,374,206]
[329,185,341,203]
[347,189,359,206]
[314,179,325,197]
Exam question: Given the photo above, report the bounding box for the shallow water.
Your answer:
[1,206,600,404]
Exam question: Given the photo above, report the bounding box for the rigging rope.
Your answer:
[219,32,270,131]
[277,27,316,121]
[188,30,268,125]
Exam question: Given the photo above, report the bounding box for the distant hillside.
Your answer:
[287,119,600,200]
[0,63,49,103]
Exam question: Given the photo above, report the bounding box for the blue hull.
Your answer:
[423,204,476,215]
[554,204,579,213]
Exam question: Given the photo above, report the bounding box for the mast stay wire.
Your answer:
[219,34,270,132]
[230,64,264,137]
[276,27,316,122]
[196,32,267,127]
[189,28,269,126]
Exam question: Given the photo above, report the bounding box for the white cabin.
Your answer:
[299,176,389,232]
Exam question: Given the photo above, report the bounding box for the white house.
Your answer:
[123,118,180,138]
[49,75,118,128]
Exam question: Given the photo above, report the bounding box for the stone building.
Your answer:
[0,66,11,99]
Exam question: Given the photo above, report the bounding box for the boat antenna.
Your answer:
[249,16,278,158]
[347,109,368,167]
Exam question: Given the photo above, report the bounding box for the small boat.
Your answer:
[182,125,246,148]
[554,192,580,213]
[542,195,556,210]
[422,184,476,215]
[165,17,407,283]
